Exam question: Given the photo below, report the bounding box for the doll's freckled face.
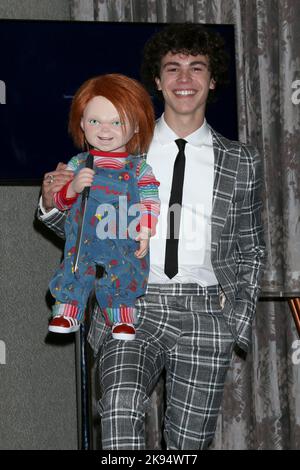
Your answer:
[80,96,136,153]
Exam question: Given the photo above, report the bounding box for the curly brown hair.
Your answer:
[141,23,230,103]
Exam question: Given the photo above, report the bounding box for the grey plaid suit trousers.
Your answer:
[97,283,235,450]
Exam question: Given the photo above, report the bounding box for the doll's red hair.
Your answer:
[68,74,155,155]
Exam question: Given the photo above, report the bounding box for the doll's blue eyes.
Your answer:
[88,119,124,127]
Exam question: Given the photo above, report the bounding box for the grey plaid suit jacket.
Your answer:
[37,126,265,353]
[209,127,265,351]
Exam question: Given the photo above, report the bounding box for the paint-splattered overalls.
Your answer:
[49,153,149,325]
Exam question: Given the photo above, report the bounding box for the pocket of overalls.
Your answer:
[89,174,128,205]
[89,174,129,240]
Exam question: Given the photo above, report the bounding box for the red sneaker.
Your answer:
[112,323,136,341]
[48,316,80,334]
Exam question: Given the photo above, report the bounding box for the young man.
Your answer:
[37,24,265,449]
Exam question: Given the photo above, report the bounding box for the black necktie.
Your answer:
[164,138,187,279]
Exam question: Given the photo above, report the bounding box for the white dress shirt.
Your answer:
[147,114,218,286]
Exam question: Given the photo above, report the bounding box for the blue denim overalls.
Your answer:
[49,152,149,324]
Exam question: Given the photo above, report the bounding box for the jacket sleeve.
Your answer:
[35,155,83,238]
[36,203,67,239]
[234,145,266,350]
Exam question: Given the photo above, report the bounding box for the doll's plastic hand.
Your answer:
[68,168,95,197]
[134,227,151,258]
[42,162,74,212]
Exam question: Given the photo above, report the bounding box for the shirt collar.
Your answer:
[154,113,211,147]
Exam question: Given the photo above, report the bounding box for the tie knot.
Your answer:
[175,139,187,152]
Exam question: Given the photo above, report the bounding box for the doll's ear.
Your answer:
[80,117,84,131]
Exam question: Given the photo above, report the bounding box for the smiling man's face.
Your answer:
[155,52,216,124]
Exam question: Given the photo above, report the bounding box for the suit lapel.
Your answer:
[210,128,240,257]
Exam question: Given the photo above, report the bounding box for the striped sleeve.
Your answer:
[136,158,160,236]
[53,180,78,211]
[53,156,81,211]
